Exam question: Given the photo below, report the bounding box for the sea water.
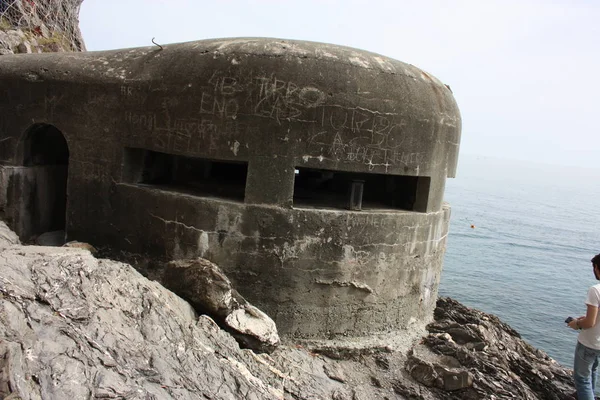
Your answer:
[440,155,600,368]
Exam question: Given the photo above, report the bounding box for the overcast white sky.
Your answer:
[79,0,600,169]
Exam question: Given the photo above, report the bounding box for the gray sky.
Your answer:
[79,0,600,169]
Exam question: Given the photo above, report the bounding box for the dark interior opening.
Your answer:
[293,167,428,211]
[24,124,69,166]
[124,148,248,201]
[21,124,69,237]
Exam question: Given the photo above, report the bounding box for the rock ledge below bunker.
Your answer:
[0,221,575,399]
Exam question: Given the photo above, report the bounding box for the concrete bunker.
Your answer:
[0,38,461,342]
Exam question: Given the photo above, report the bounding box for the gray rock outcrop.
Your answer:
[0,0,85,55]
[395,297,575,399]
[0,220,575,399]
[0,221,395,399]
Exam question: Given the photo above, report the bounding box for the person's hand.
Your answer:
[568,319,581,330]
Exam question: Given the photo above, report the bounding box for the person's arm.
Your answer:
[580,305,599,329]
[568,305,599,330]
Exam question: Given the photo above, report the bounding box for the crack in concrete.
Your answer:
[149,212,204,234]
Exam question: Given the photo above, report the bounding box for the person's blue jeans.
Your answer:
[574,341,600,400]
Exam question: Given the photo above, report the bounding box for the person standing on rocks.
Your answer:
[568,253,600,399]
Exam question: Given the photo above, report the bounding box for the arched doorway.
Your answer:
[13,124,69,242]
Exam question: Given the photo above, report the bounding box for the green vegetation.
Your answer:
[0,17,11,31]
[37,31,72,52]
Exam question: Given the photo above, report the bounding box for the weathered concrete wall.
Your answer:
[0,165,67,239]
[108,184,450,338]
[0,38,461,340]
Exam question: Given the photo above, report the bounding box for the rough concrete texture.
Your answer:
[0,38,461,340]
[0,221,575,399]
[0,165,67,239]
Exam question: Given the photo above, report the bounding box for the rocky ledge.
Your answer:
[0,222,574,399]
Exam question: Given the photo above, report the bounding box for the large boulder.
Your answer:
[163,258,280,352]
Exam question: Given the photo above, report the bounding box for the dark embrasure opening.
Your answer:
[124,148,248,201]
[293,167,429,211]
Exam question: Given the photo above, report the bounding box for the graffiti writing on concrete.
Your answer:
[120,86,134,97]
[44,95,63,118]
[119,69,431,168]
[125,111,156,131]
[304,106,426,170]
[346,214,417,230]
[253,76,326,122]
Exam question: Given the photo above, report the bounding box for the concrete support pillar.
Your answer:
[414,172,446,213]
[348,180,364,211]
[244,156,295,207]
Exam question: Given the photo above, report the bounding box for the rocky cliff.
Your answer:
[0,222,574,399]
[0,0,85,55]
